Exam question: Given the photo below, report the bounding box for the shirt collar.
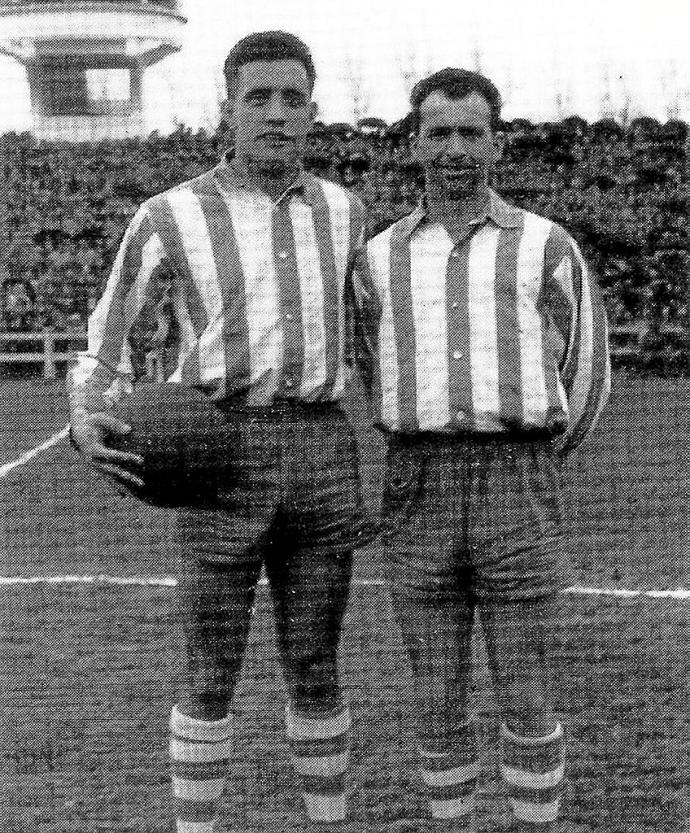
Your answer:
[401,188,523,238]
[213,152,316,206]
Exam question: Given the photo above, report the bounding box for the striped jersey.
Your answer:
[361,190,611,454]
[69,158,367,412]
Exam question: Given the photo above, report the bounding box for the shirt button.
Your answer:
[452,301,459,309]
[285,313,293,321]
[452,350,462,360]
[278,250,288,259]
[457,410,466,421]
[284,377,293,388]
[450,249,459,257]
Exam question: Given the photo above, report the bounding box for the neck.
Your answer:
[232,154,301,200]
[425,184,491,228]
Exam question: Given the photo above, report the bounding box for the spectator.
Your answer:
[1,277,36,332]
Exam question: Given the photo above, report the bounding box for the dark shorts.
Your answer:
[177,400,373,564]
[381,433,567,603]
[176,540,353,711]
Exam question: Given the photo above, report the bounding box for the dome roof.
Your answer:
[1,0,181,8]
[0,1,186,64]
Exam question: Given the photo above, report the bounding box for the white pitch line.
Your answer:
[0,574,688,599]
[0,424,70,479]
[0,574,178,587]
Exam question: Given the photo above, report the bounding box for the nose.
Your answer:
[265,92,286,122]
[445,131,467,158]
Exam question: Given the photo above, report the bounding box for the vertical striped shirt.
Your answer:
[361,190,610,454]
[69,158,368,412]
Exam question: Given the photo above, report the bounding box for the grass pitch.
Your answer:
[1,371,688,832]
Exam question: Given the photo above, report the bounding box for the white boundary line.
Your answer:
[0,574,688,599]
[2,432,688,602]
[0,424,70,479]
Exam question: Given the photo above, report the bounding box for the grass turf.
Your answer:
[0,370,688,832]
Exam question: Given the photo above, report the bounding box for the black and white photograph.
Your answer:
[0,2,688,832]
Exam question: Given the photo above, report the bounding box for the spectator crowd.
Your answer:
[1,114,687,347]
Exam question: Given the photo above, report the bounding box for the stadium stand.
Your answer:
[1,117,688,370]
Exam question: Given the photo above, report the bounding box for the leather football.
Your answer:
[107,383,235,507]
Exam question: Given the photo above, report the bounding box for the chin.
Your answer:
[255,156,292,176]
[443,187,478,202]
[255,158,291,176]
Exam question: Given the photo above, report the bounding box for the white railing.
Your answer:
[608,322,687,360]
[0,324,686,381]
[0,330,87,379]
[0,329,168,380]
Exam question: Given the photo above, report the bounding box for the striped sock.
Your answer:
[169,705,232,833]
[500,722,565,829]
[285,702,351,823]
[419,726,479,823]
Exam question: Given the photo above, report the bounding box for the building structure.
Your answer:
[0,0,186,141]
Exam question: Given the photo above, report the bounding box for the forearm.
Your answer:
[68,354,133,416]
[68,203,169,415]
[557,262,611,456]
[348,240,381,401]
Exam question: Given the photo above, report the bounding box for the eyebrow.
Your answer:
[425,125,485,134]
[244,86,307,98]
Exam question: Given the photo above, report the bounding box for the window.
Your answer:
[85,68,131,104]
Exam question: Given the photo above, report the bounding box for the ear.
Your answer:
[410,133,423,163]
[221,96,237,130]
[493,130,506,161]
[308,100,318,127]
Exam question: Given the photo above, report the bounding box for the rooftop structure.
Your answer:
[0,1,187,141]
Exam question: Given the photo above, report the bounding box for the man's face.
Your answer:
[228,59,316,173]
[5,282,31,313]
[340,163,359,187]
[413,90,501,202]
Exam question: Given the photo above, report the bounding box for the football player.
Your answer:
[69,31,378,833]
[357,68,611,831]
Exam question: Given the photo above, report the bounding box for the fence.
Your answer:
[0,325,687,381]
[0,330,87,379]
[607,322,687,360]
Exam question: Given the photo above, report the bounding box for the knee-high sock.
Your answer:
[419,722,479,822]
[285,702,351,823]
[169,705,232,833]
[500,722,565,828]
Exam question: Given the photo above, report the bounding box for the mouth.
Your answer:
[258,132,294,146]
[432,162,483,194]
[436,162,481,178]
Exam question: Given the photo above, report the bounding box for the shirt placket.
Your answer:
[271,195,304,398]
[444,226,482,429]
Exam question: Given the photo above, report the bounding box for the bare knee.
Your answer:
[501,684,555,737]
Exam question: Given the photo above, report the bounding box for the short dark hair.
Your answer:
[224,31,316,97]
[410,67,502,133]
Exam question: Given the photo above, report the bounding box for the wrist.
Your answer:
[68,422,82,450]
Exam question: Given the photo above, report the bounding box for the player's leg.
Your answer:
[170,435,278,833]
[388,578,480,828]
[266,406,369,825]
[481,597,558,737]
[472,439,566,832]
[170,551,263,833]
[482,598,564,833]
[383,439,481,829]
[176,554,263,719]
[266,535,354,825]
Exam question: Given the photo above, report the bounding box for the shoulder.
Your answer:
[514,207,587,280]
[370,204,421,245]
[146,168,219,215]
[365,215,400,260]
[312,176,366,220]
[491,190,568,243]
[515,204,578,260]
